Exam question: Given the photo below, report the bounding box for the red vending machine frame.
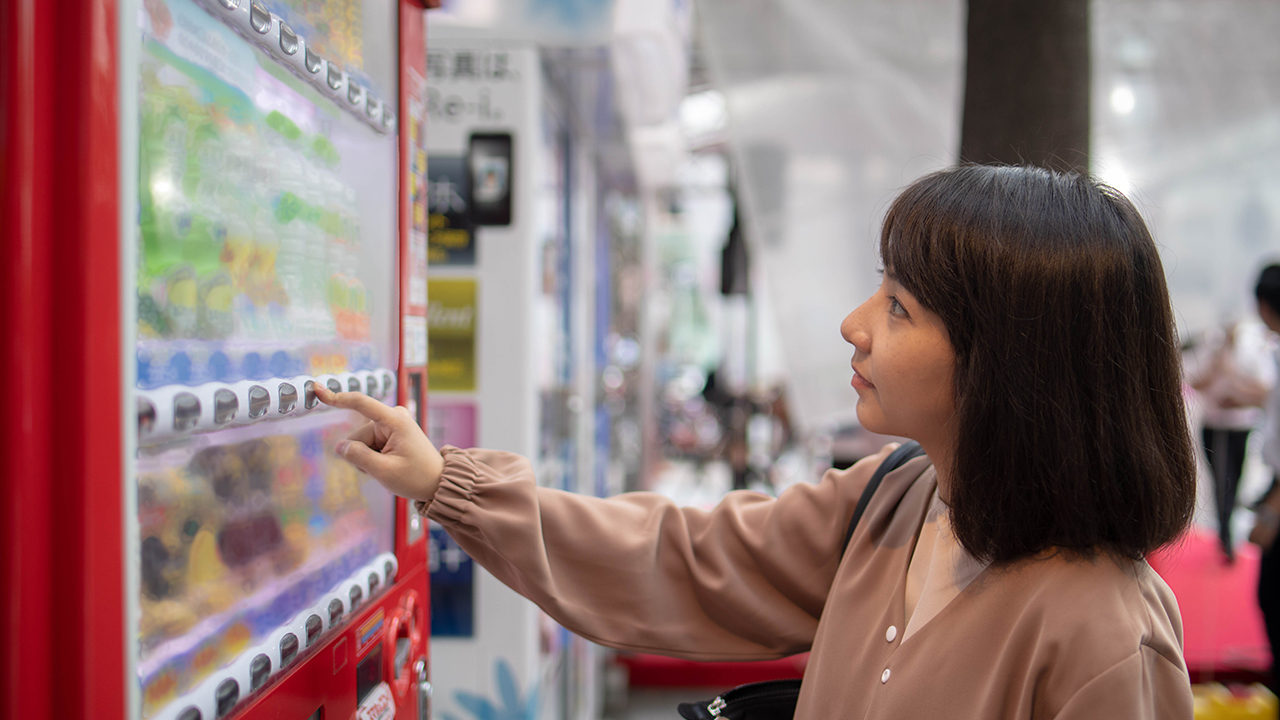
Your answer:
[0,1,432,718]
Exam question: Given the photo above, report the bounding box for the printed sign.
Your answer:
[429,525,474,637]
[427,278,477,391]
[354,681,396,720]
[427,155,475,265]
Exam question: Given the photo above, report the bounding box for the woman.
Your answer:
[317,165,1197,718]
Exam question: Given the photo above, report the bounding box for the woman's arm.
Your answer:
[421,446,893,660]
[314,382,895,659]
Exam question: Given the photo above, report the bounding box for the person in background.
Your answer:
[1187,316,1274,562]
[1246,263,1280,692]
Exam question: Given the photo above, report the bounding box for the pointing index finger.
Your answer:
[315,383,401,423]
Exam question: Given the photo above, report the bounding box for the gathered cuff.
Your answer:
[416,446,477,522]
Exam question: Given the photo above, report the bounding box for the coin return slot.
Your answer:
[327,63,343,90]
[328,598,345,625]
[349,585,363,609]
[279,23,298,55]
[215,678,239,718]
[280,632,300,666]
[303,380,318,409]
[213,389,238,425]
[278,382,298,413]
[250,654,271,691]
[305,613,323,647]
[173,393,200,431]
[305,47,322,74]
[249,1,271,34]
[247,385,270,419]
[395,637,412,680]
[138,397,156,434]
[326,378,342,394]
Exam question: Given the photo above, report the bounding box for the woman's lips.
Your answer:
[851,367,875,390]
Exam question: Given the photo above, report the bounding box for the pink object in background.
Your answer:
[428,402,478,449]
[1149,526,1271,677]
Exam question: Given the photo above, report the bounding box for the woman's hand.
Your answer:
[314,384,445,504]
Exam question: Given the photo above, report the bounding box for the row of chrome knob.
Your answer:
[137,369,397,439]
[151,554,399,720]
[193,0,395,135]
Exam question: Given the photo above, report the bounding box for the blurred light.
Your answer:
[1110,85,1135,115]
[679,89,728,138]
[151,175,175,201]
[1097,160,1133,196]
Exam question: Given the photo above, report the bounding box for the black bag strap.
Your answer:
[841,441,926,555]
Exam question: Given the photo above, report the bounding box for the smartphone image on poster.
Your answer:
[467,132,513,226]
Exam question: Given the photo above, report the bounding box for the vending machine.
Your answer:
[2,1,434,719]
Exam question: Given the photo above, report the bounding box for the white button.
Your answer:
[885,625,898,643]
[881,668,891,683]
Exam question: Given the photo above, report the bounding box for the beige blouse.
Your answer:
[421,446,1194,720]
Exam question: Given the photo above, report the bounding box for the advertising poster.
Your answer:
[427,277,477,391]
[427,155,475,265]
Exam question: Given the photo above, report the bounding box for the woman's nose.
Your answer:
[841,308,870,353]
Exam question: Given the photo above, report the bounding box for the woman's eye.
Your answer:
[888,296,908,317]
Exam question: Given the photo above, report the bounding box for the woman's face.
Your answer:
[841,274,958,449]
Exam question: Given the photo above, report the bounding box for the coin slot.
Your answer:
[173,393,200,431]
[213,389,238,425]
[278,382,298,413]
[247,385,270,418]
[280,632,300,666]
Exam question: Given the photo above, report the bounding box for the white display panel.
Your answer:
[129,1,399,717]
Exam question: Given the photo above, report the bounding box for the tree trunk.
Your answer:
[960,0,1091,174]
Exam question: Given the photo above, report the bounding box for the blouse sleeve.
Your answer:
[420,445,886,661]
[1050,647,1193,720]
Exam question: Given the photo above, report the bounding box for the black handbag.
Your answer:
[676,441,926,720]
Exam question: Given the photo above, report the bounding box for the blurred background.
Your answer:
[413,0,1280,718]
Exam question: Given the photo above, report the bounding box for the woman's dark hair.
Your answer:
[1256,263,1280,315]
[881,164,1196,564]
